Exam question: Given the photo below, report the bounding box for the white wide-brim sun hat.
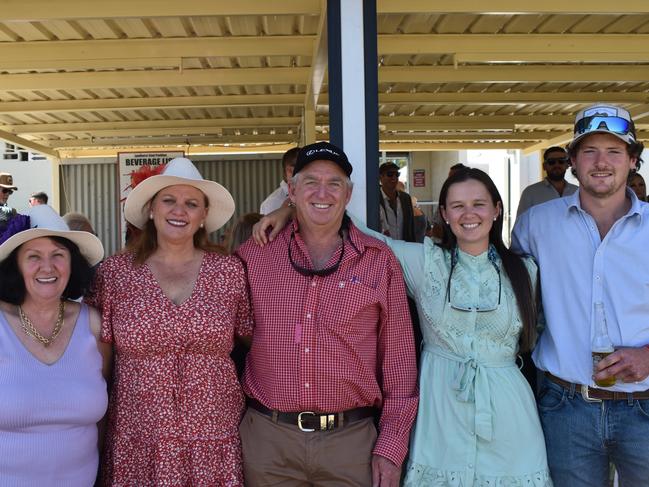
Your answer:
[124,157,235,233]
[0,205,104,265]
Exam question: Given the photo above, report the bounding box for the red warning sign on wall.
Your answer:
[413,169,426,187]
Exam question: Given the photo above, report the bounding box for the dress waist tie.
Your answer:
[424,344,515,442]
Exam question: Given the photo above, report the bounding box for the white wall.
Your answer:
[0,160,53,214]
[409,151,462,204]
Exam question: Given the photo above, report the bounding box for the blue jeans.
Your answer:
[538,376,649,487]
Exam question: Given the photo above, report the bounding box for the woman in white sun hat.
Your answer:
[0,204,109,486]
[86,157,253,486]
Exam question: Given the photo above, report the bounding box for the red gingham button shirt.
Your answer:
[237,220,419,466]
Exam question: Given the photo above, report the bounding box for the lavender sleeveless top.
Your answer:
[0,303,108,487]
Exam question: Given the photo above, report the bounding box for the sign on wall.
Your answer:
[413,169,426,187]
[117,151,184,246]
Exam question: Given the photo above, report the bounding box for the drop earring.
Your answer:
[149,212,153,220]
[200,223,204,228]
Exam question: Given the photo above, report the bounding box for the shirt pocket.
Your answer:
[319,280,381,337]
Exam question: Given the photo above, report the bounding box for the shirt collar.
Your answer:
[566,187,643,221]
[287,216,387,258]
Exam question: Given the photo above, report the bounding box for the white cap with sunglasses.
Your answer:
[570,104,636,148]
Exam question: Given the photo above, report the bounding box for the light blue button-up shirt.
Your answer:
[512,189,649,391]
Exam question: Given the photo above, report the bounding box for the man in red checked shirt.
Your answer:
[237,141,418,487]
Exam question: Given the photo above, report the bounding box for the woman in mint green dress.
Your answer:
[255,167,552,486]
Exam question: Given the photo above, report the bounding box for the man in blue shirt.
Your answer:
[512,104,649,487]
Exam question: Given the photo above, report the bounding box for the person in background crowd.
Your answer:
[0,172,18,233]
[0,204,109,486]
[255,166,551,486]
[28,191,48,207]
[226,211,262,378]
[628,172,647,202]
[513,104,649,487]
[86,157,253,486]
[378,162,417,242]
[227,212,262,255]
[63,212,96,235]
[260,147,300,214]
[515,146,579,392]
[242,142,418,487]
[516,146,578,218]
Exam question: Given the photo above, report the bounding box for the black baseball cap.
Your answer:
[379,162,400,174]
[293,142,353,177]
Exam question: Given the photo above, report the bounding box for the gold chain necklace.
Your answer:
[17,301,65,348]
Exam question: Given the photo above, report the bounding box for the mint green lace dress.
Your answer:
[355,223,552,487]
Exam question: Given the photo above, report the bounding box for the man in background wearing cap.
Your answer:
[0,172,18,233]
[513,104,649,486]
[259,146,300,214]
[516,146,578,218]
[378,162,417,242]
[238,141,418,487]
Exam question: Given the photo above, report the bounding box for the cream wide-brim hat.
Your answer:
[0,205,104,265]
[123,157,235,233]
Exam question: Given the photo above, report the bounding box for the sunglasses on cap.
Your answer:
[574,115,634,140]
[544,157,569,166]
[1,188,13,195]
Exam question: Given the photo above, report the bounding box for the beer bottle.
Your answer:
[592,301,616,387]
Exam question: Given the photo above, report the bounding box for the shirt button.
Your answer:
[305,347,310,353]
[311,282,317,287]
[306,313,312,319]
[468,464,473,469]
[595,275,601,281]
[339,281,345,288]
[305,383,310,388]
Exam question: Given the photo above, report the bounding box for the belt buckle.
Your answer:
[297,411,316,432]
[581,384,602,403]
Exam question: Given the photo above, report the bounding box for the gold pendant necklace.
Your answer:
[17,301,65,348]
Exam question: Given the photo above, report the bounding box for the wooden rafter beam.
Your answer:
[0,0,321,21]
[0,36,313,70]
[0,67,310,91]
[380,142,526,150]
[376,0,649,14]
[0,129,58,158]
[379,34,649,57]
[50,134,301,149]
[0,92,645,116]
[6,114,574,136]
[379,131,565,141]
[1,65,647,92]
[378,92,649,106]
[8,117,302,135]
[379,65,649,83]
[0,94,305,114]
[305,0,328,111]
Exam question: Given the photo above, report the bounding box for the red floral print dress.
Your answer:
[86,251,253,486]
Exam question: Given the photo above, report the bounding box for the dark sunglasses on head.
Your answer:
[1,188,13,195]
[383,171,399,177]
[574,115,634,140]
[544,157,569,166]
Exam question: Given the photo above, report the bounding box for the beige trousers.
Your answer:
[240,407,376,487]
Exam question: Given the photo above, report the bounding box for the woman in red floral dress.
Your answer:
[86,158,253,486]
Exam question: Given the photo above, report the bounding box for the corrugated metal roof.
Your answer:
[0,2,648,158]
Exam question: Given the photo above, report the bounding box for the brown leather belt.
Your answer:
[247,398,376,432]
[545,372,649,401]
